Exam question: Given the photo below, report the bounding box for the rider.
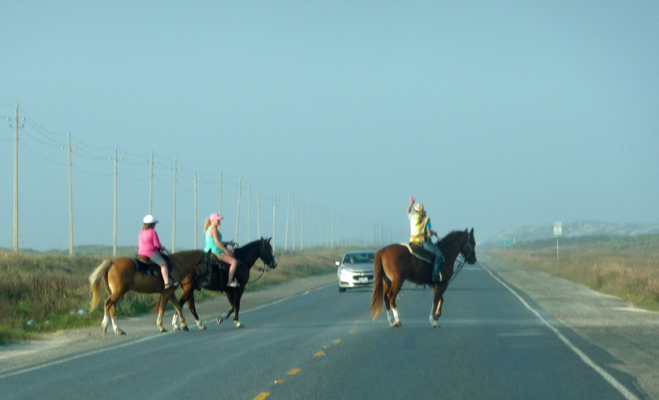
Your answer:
[407,196,444,283]
[204,213,239,287]
[139,215,176,289]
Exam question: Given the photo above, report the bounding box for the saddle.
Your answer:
[134,254,172,276]
[401,242,435,264]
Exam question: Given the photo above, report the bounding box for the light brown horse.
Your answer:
[89,250,207,335]
[370,228,477,328]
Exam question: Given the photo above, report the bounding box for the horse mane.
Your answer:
[234,239,263,260]
[436,230,464,254]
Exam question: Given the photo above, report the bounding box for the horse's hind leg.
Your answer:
[105,292,126,335]
[232,288,245,329]
[382,279,395,327]
[387,280,404,328]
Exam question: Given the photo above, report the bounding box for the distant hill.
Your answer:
[484,221,659,248]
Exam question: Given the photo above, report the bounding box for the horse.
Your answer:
[89,250,207,335]
[172,237,277,330]
[370,228,477,328]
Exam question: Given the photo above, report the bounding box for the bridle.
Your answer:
[247,238,276,284]
[449,233,475,284]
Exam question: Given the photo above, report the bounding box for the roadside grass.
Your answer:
[0,246,352,345]
[489,235,659,311]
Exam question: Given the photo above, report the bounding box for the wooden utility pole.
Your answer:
[257,190,261,239]
[292,197,295,251]
[285,195,290,250]
[194,171,198,249]
[247,183,251,242]
[219,172,223,215]
[235,177,242,243]
[13,104,18,252]
[273,192,277,251]
[172,158,177,252]
[300,201,304,250]
[113,147,117,257]
[68,134,73,255]
[149,151,153,214]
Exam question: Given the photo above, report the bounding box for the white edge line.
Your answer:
[0,334,160,380]
[480,262,640,400]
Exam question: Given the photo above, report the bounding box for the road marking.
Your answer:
[274,380,283,384]
[324,345,330,349]
[313,351,325,357]
[287,368,301,375]
[253,392,270,400]
[0,334,160,380]
[480,262,640,400]
[333,339,342,343]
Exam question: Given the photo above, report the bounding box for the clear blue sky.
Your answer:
[1,1,658,251]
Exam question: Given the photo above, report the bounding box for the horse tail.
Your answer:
[370,248,385,320]
[89,260,112,311]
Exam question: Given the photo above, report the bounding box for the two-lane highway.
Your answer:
[0,263,646,400]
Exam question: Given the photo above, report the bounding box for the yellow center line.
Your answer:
[324,345,330,349]
[333,339,342,343]
[287,368,301,375]
[348,330,355,334]
[314,351,325,357]
[253,393,270,400]
[274,380,284,384]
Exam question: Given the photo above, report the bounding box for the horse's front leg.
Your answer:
[387,280,403,328]
[168,293,188,332]
[157,294,167,333]
[233,288,245,329]
[429,293,443,328]
[218,290,235,325]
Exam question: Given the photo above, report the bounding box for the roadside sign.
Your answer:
[500,238,511,245]
[554,221,562,236]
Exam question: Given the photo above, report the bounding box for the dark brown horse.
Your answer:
[89,250,207,334]
[370,228,477,328]
[172,238,277,330]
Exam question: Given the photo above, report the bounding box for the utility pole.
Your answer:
[219,172,223,215]
[300,201,304,250]
[172,158,177,252]
[292,197,295,251]
[68,134,73,256]
[285,195,290,250]
[273,192,277,252]
[13,104,19,252]
[235,176,242,243]
[257,190,261,239]
[194,170,198,249]
[113,146,118,257]
[247,183,251,242]
[149,151,153,214]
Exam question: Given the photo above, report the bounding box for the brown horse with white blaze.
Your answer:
[89,250,207,335]
[370,228,477,328]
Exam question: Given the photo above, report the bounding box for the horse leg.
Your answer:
[105,290,126,335]
[167,292,188,332]
[218,290,235,325]
[382,279,395,326]
[387,280,404,328]
[429,284,448,328]
[232,288,245,329]
[156,294,168,333]
[188,295,205,330]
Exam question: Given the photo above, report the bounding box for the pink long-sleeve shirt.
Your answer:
[138,228,162,257]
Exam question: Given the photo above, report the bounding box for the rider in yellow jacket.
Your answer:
[407,196,444,283]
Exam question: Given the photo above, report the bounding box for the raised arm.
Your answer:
[407,196,415,215]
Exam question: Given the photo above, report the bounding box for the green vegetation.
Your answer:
[489,235,659,311]
[0,246,351,345]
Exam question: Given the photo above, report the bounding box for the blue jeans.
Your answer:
[422,241,443,278]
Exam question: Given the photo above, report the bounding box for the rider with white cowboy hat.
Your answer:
[407,196,444,283]
[138,215,176,289]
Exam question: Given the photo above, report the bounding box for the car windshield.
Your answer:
[343,253,374,264]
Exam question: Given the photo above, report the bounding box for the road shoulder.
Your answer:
[482,254,659,400]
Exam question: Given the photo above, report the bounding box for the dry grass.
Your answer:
[0,246,350,344]
[489,235,659,311]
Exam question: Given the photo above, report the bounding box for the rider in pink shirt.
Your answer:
[139,215,175,289]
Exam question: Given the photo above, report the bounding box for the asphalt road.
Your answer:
[0,262,648,400]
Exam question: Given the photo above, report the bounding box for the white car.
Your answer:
[336,250,376,292]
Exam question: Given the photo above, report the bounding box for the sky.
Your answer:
[1,1,658,252]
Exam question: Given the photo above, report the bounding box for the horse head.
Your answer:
[259,237,278,269]
[460,228,477,264]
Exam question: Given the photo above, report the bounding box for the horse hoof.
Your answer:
[159,328,167,333]
[182,326,189,332]
[173,326,180,331]
[218,317,225,325]
[101,327,107,335]
[115,329,125,335]
[236,323,244,329]
[392,322,402,328]
[199,325,207,330]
